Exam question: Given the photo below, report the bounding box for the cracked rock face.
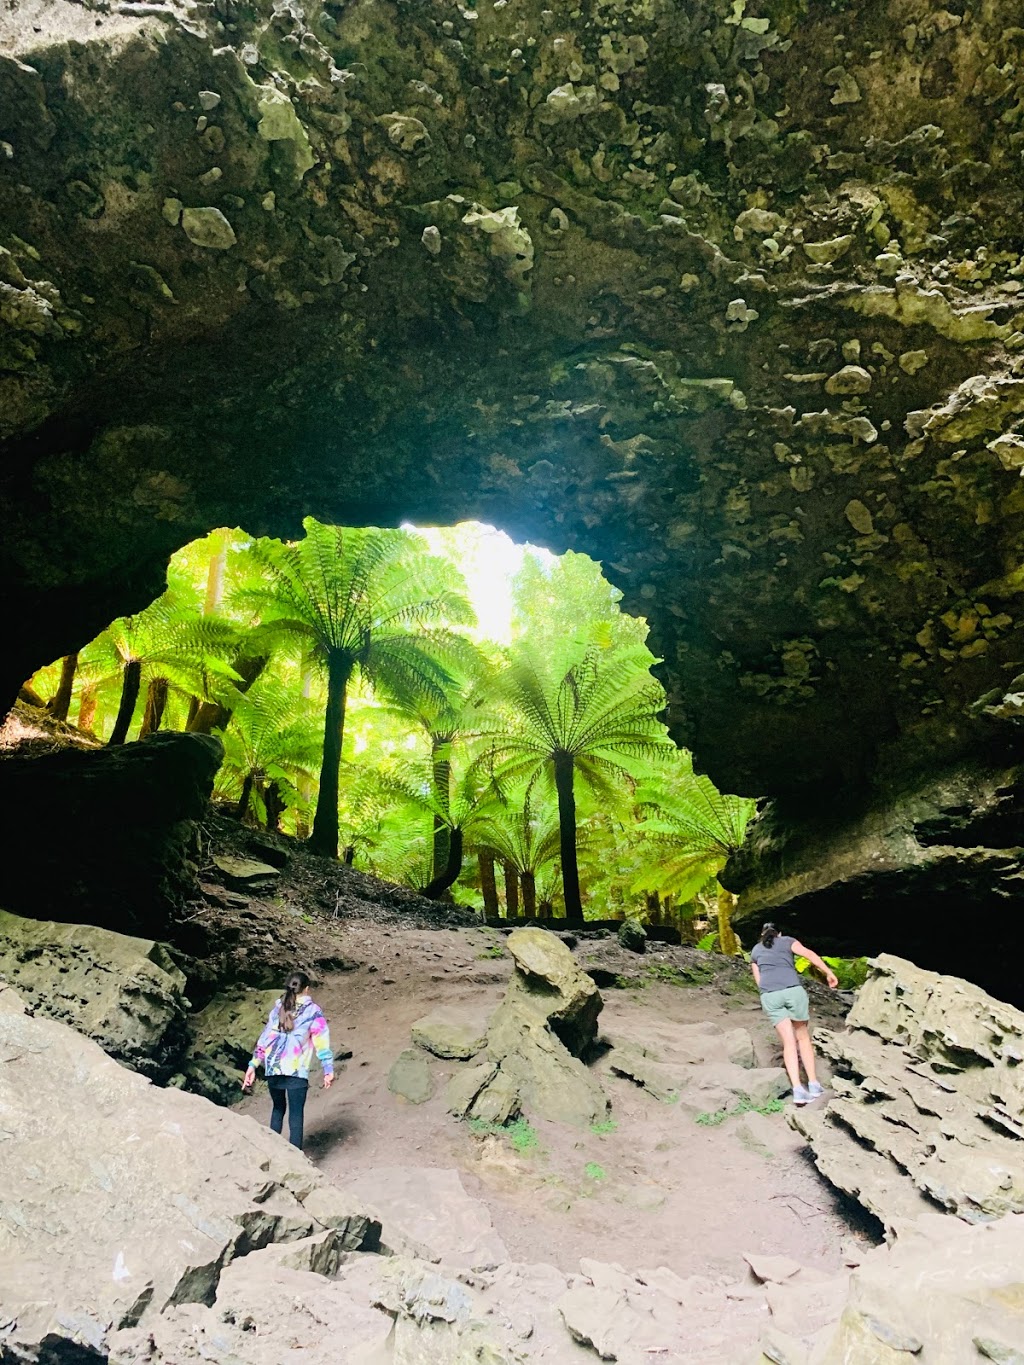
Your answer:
[2,0,1024,813]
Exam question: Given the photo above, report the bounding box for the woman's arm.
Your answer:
[750,961,761,987]
[791,942,839,989]
[242,1004,280,1090]
[310,1009,334,1089]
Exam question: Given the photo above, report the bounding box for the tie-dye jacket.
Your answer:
[249,994,334,1080]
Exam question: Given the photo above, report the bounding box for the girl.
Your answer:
[242,970,333,1150]
[750,923,838,1106]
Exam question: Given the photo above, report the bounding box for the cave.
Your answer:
[2,0,1024,991]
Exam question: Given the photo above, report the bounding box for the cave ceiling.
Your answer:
[2,0,1023,795]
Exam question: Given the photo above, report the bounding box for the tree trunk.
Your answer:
[646,891,662,926]
[77,684,98,735]
[431,736,452,882]
[108,660,142,746]
[502,860,519,918]
[49,653,78,722]
[265,780,283,833]
[139,676,168,737]
[236,772,254,822]
[188,653,268,734]
[553,750,583,923]
[717,885,741,956]
[204,530,227,614]
[422,826,463,900]
[521,869,537,919]
[478,850,499,919]
[308,651,352,859]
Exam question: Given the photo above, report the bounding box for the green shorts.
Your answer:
[760,985,809,1026]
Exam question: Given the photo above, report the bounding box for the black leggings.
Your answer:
[268,1075,308,1149]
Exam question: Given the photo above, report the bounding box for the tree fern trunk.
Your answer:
[189,653,267,734]
[49,653,78,722]
[717,885,740,956]
[77,684,98,735]
[139,676,168,737]
[108,660,142,746]
[265,780,283,832]
[431,737,451,881]
[309,651,351,859]
[204,530,227,614]
[423,826,463,900]
[502,860,519,918]
[237,772,254,822]
[479,850,499,919]
[554,751,583,923]
[521,870,537,919]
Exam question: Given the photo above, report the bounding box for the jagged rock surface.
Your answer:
[0,989,380,1362]
[792,954,1024,1237]
[0,908,188,1079]
[179,983,279,1102]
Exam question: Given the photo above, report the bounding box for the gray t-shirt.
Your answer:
[750,935,801,994]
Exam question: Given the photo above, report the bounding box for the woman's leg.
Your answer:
[793,1020,818,1086]
[268,1078,287,1135]
[286,1079,308,1149]
[774,1018,801,1089]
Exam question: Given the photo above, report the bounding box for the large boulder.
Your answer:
[411,1009,489,1061]
[792,954,1024,1236]
[467,928,607,1128]
[0,733,222,936]
[0,989,380,1362]
[0,908,187,1079]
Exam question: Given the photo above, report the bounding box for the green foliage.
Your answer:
[467,1116,539,1154]
[696,932,718,951]
[583,1162,607,1181]
[590,1118,618,1135]
[477,944,505,960]
[796,954,869,989]
[695,1094,786,1126]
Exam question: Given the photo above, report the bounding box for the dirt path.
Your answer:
[237,924,864,1292]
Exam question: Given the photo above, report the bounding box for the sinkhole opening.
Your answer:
[15,517,755,935]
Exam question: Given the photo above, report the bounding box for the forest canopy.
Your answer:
[25,521,756,933]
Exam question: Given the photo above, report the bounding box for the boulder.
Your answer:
[504,926,602,1057]
[618,918,647,954]
[411,1009,488,1060]
[792,955,1024,1236]
[0,733,222,936]
[388,1048,435,1104]
[211,854,281,891]
[0,996,380,1362]
[467,929,608,1128]
[181,984,279,1102]
[0,908,187,1078]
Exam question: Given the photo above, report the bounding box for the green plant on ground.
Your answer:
[695,1094,786,1126]
[584,1162,607,1181]
[467,1116,539,1155]
[590,1118,618,1135]
[644,961,715,987]
[477,943,505,960]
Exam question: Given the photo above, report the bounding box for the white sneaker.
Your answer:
[793,1084,810,1106]
[807,1081,825,1100]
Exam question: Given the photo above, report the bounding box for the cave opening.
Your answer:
[11,516,757,942]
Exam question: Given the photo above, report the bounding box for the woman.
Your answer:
[242,970,333,1150]
[750,923,838,1106]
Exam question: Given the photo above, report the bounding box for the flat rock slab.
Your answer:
[213,854,281,885]
[339,1167,509,1269]
[411,1009,489,1060]
[388,1048,435,1104]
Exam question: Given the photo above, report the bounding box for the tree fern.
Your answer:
[477,639,673,921]
[215,675,322,826]
[232,519,476,858]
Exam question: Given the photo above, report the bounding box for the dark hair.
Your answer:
[279,970,310,1033]
[760,922,779,949]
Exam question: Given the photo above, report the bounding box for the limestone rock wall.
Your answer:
[1,0,1023,816]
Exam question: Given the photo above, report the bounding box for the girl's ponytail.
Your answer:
[278,970,310,1032]
[761,922,779,949]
